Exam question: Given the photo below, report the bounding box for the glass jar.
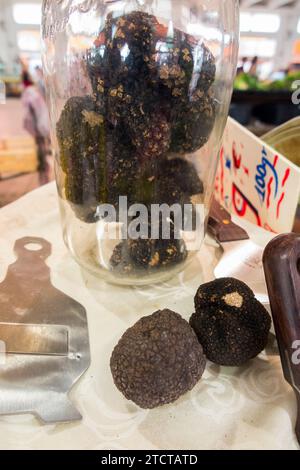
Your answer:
[42,0,239,285]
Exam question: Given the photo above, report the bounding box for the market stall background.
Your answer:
[0,0,299,223]
[0,0,300,451]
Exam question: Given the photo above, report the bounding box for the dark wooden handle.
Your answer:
[208,198,249,243]
[263,233,300,445]
[297,393,300,445]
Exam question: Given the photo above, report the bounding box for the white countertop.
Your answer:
[0,182,298,450]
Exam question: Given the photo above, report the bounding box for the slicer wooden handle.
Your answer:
[263,233,300,445]
[208,198,249,243]
[297,393,300,444]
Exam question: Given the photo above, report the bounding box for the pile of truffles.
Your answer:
[110,278,271,408]
[56,11,216,273]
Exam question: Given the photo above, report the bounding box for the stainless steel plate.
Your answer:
[0,237,91,424]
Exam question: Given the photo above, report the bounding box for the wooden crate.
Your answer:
[0,138,38,174]
[0,136,35,150]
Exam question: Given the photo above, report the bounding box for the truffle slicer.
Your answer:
[263,234,300,445]
[0,237,90,424]
[208,199,269,309]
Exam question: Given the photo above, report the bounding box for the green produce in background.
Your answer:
[234,71,300,92]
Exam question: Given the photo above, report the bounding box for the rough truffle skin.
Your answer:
[56,96,107,221]
[133,157,203,208]
[110,237,187,275]
[158,157,203,196]
[190,278,271,366]
[110,309,206,408]
[128,108,171,162]
[170,87,216,154]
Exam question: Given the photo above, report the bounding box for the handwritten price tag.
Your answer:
[215,118,300,233]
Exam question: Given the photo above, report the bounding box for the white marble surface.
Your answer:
[0,182,298,450]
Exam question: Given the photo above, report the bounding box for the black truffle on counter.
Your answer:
[190,278,271,366]
[110,309,206,408]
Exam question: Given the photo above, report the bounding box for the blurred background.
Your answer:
[0,0,300,209]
